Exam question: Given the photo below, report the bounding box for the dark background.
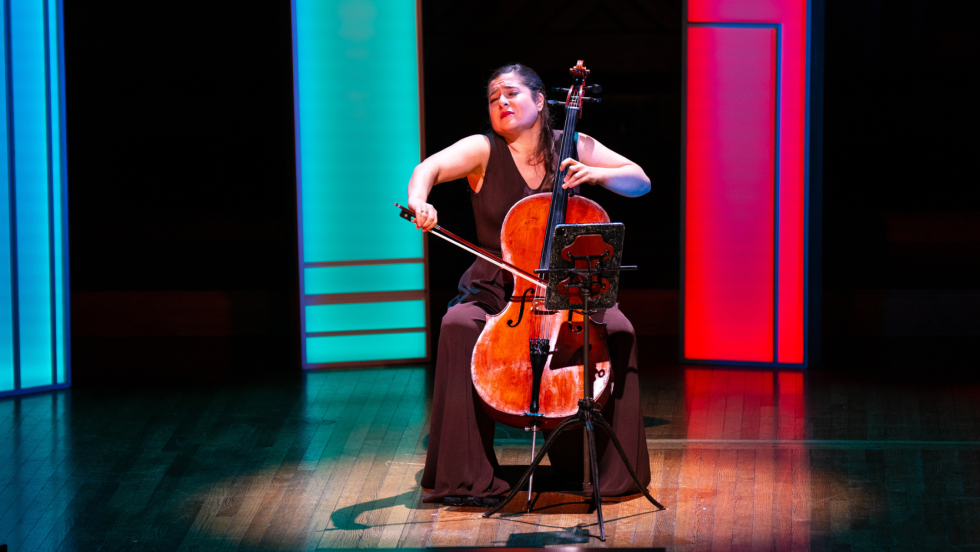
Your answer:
[63,1,980,386]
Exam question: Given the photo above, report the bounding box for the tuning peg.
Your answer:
[581,97,601,104]
[552,85,602,95]
[547,100,566,106]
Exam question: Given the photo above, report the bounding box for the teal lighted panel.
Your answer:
[292,0,427,368]
[0,0,70,397]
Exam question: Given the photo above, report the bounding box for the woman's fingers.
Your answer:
[561,157,587,188]
[424,207,437,231]
[562,160,588,188]
[415,204,437,231]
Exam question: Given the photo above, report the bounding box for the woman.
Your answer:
[408,64,651,504]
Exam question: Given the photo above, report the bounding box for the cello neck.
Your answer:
[538,62,590,271]
[538,108,579,270]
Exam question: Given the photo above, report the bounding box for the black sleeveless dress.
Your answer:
[420,130,650,502]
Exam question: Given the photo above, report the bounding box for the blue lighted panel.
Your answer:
[0,0,70,397]
[292,0,427,368]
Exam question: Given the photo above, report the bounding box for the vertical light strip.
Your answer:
[46,0,63,383]
[0,0,12,392]
[292,0,427,368]
[10,0,51,388]
[0,0,68,397]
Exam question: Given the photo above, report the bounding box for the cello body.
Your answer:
[471,193,612,429]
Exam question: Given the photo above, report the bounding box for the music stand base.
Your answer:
[482,398,665,542]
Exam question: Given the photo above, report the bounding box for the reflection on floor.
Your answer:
[2,337,980,550]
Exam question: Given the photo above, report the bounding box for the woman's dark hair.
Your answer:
[488,64,555,189]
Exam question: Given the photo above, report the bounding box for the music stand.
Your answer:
[482,223,665,541]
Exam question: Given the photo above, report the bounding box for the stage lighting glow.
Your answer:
[0,0,70,397]
[291,0,427,368]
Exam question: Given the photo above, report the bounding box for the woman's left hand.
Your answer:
[560,158,603,189]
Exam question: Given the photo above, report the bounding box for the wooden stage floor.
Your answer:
[2,337,980,551]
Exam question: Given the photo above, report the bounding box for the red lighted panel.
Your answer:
[684,0,812,365]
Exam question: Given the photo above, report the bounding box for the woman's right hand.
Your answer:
[408,198,438,232]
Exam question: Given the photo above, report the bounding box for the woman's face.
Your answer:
[488,73,543,137]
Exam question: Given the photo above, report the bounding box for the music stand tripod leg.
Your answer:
[593,412,666,510]
[585,409,607,541]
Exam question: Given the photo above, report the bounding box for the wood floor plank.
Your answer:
[259,370,372,551]
[26,393,177,552]
[900,386,924,442]
[758,372,776,440]
[310,370,424,548]
[807,449,833,552]
[772,448,794,550]
[865,383,886,442]
[703,369,731,439]
[790,447,812,552]
[608,497,636,547]
[377,372,432,549]
[0,395,53,464]
[215,416,306,552]
[721,370,746,441]
[0,398,72,530]
[650,447,682,549]
[692,448,719,552]
[320,369,424,550]
[46,393,181,552]
[123,391,247,551]
[8,470,82,552]
[827,449,849,549]
[671,447,702,549]
[864,449,891,550]
[951,385,980,441]
[750,445,775,551]
[846,382,869,441]
[935,385,961,442]
[902,449,933,548]
[311,369,411,548]
[629,447,664,548]
[145,385,294,552]
[729,449,756,552]
[739,372,764,441]
[311,370,405,549]
[882,449,916,552]
[845,449,871,540]
[176,421,259,551]
[2,447,77,552]
[686,369,713,439]
[919,449,948,540]
[257,374,366,550]
[275,369,386,551]
[0,420,75,545]
[709,448,738,552]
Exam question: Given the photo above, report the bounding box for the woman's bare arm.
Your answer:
[559,132,651,198]
[407,134,491,230]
